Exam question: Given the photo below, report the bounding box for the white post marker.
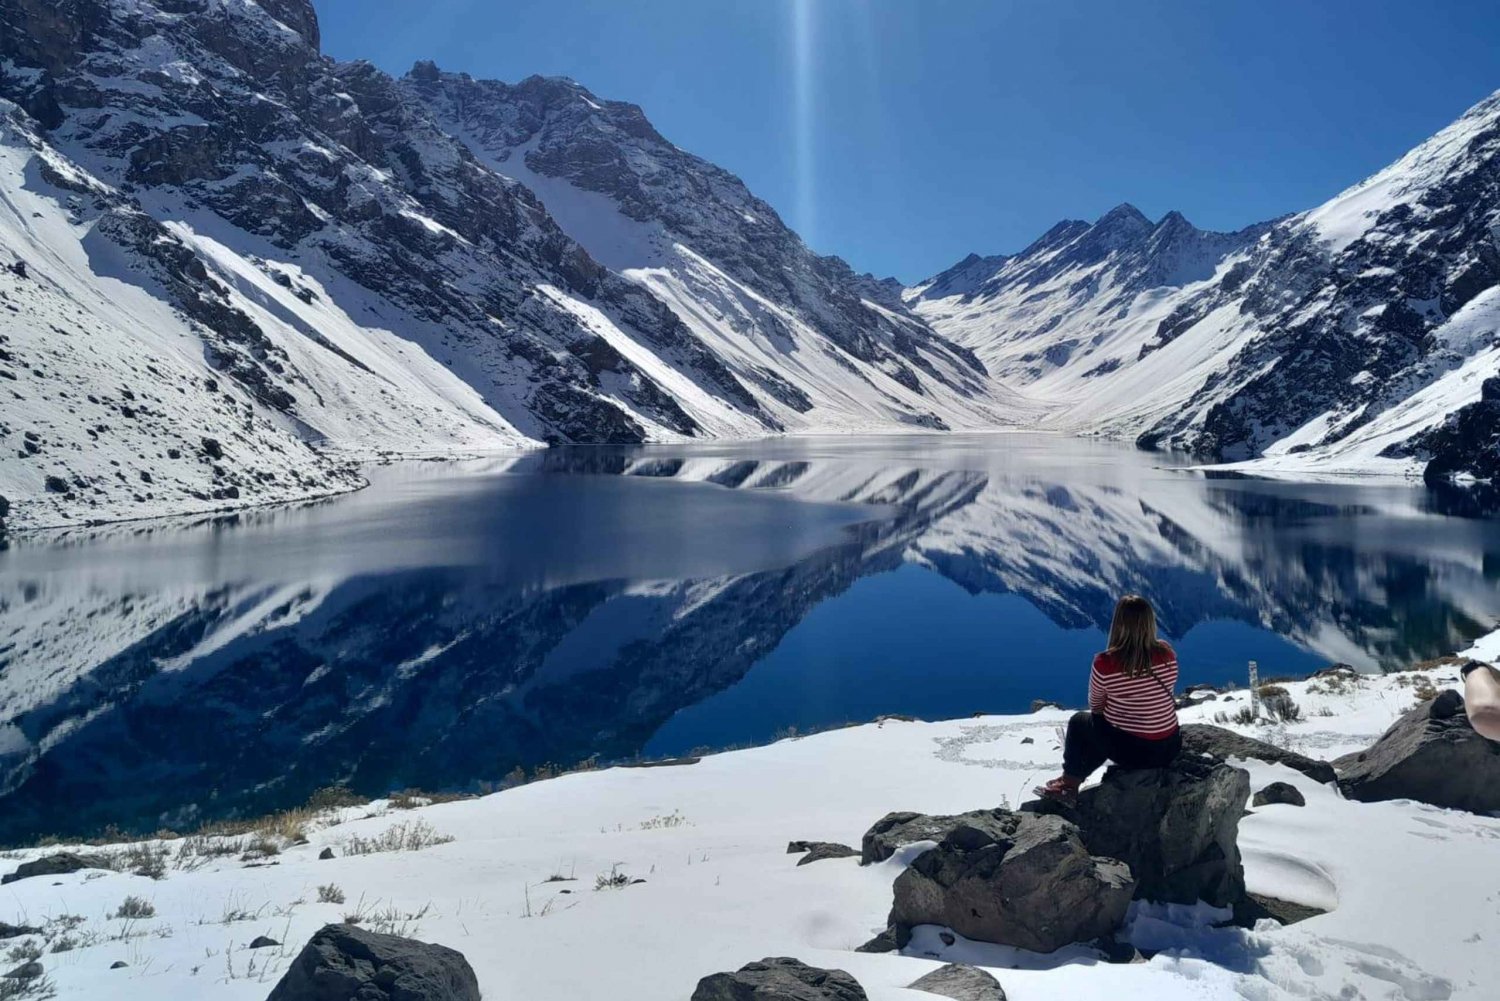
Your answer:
[1248,660,1261,718]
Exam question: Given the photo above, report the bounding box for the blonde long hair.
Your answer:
[1107,594,1166,678]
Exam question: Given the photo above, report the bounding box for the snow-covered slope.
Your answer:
[404,67,1027,435]
[0,0,1028,531]
[913,92,1500,480]
[0,665,1494,1000]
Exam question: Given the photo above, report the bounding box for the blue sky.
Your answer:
[317,0,1500,282]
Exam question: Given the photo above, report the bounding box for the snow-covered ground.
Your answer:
[2,653,1496,1000]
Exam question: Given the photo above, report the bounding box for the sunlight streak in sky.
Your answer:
[792,0,816,247]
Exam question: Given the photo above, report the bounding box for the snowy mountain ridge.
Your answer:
[0,0,1020,531]
[0,0,1497,532]
[913,90,1500,480]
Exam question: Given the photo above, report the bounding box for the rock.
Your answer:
[3,961,43,980]
[110,961,128,969]
[1020,737,1034,744]
[1180,724,1337,784]
[1251,781,1305,808]
[0,922,41,940]
[1030,699,1063,713]
[906,964,1006,1001]
[853,928,899,954]
[1334,695,1500,813]
[862,810,1000,865]
[788,842,858,866]
[249,935,280,948]
[1233,893,1329,927]
[691,957,866,1000]
[1026,753,1250,907]
[884,810,1134,954]
[265,924,480,1001]
[317,847,335,860]
[2,851,111,885]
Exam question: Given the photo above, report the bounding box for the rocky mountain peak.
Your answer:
[256,0,319,50]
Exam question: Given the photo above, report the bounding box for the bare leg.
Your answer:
[1465,663,1500,741]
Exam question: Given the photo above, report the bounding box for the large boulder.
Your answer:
[907,964,1006,1001]
[1027,753,1250,907]
[691,958,866,1000]
[265,924,480,1001]
[1334,691,1500,813]
[1180,724,1336,784]
[1,852,112,885]
[884,811,1134,954]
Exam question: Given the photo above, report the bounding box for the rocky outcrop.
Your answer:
[787,841,859,866]
[691,958,867,1001]
[861,810,989,865]
[0,922,40,940]
[883,811,1135,954]
[1,851,110,885]
[1180,724,1337,783]
[1252,781,1306,807]
[1334,690,1500,813]
[907,964,1006,1001]
[1027,754,1250,907]
[266,925,480,1001]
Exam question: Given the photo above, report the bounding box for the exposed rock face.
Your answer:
[266,924,480,1001]
[885,811,1135,954]
[1416,375,1500,484]
[1028,755,1250,908]
[1,851,110,884]
[1252,781,1306,807]
[787,841,859,866]
[907,964,1006,1001]
[1180,724,1337,784]
[1334,693,1500,813]
[691,958,867,1001]
[861,809,990,865]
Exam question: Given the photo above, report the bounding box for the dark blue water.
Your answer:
[1,434,1497,841]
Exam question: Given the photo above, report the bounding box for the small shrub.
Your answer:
[317,883,345,905]
[638,811,688,831]
[112,896,156,920]
[594,865,631,891]
[342,820,454,857]
[0,974,58,999]
[305,786,369,811]
[5,941,41,964]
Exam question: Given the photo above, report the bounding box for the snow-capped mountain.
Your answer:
[0,0,1017,531]
[912,92,1500,480]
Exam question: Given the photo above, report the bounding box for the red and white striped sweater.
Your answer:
[1088,644,1180,739]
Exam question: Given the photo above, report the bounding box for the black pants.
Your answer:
[1063,711,1181,779]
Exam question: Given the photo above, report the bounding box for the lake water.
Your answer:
[2,433,1498,842]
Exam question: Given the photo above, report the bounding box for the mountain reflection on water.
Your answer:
[1,434,1497,842]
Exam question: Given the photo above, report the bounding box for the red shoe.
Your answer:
[1033,775,1081,807]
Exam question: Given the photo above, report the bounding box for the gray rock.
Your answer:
[861,810,1005,865]
[1030,700,1063,713]
[3,961,43,980]
[1334,695,1500,813]
[249,935,280,948]
[110,961,128,969]
[907,964,1006,1001]
[1180,724,1336,784]
[885,811,1135,954]
[1,852,111,885]
[691,957,866,1000]
[1251,781,1306,808]
[0,922,41,940]
[1027,753,1250,907]
[317,847,335,860]
[265,924,479,1001]
[788,842,859,866]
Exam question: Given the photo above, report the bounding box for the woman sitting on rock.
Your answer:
[1463,661,1500,740]
[1035,594,1181,806]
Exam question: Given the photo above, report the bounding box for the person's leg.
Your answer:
[1062,711,1111,779]
[1464,662,1500,741]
